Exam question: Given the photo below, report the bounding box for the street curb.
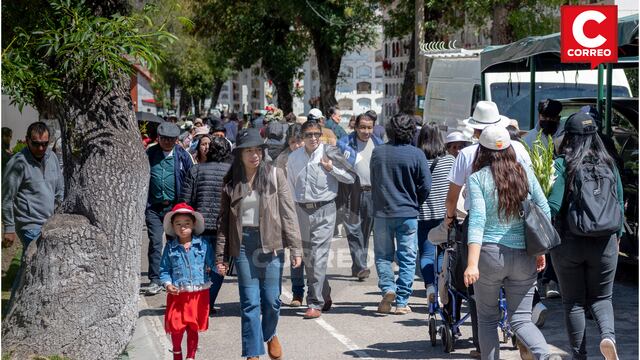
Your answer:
[124,295,172,360]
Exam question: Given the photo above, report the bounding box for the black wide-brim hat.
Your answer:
[234,128,267,151]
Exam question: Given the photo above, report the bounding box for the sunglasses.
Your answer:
[29,140,49,148]
[159,136,178,141]
[303,132,322,139]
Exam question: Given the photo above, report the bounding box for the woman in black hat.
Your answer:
[216,129,303,360]
[547,112,624,360]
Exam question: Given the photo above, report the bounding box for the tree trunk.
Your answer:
[271,75,293,115]
[311,31,342,116]
[179,91,190,117]
[2,75,149,360]
[491,3,516,45]
[208,79,225,114]
[399,31,416,115]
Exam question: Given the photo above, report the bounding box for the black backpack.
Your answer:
[565,159,622,237]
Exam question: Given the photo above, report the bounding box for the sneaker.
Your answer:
[426,285,436,304]
[395,305,412,315]
[377,291,396,314]
[356,268,371,281]
[545,281,561,299]
[600,338,619,360]
[145,282,164,296]
[532,302,548,328]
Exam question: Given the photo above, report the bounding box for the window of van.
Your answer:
[490,82,631,130]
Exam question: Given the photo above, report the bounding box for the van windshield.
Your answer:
[490,82,631,130]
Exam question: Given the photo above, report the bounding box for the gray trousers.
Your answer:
[550,233,618,360]
[296,202,336,310]
[344,190,374,273]
[475,244,549,360]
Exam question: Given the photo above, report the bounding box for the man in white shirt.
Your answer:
[287,120,355,319]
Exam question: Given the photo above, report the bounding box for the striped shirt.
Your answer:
[419,154,455,221]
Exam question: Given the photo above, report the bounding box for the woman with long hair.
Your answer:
[547,113,624,360]
[463,125,550,360]
[216,128,303,360]
[180,136,233,315]
[193,134,211,164]
[416,124,455,302]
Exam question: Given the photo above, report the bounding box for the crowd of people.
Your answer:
[1,100,625,360]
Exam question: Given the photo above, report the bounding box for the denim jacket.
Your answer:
[159,236,215,291]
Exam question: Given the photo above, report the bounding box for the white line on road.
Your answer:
[281,289,374,359]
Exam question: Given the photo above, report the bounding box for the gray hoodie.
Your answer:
[2,148,64,233]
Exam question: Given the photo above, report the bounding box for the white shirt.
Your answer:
[240,190,260,226]
[354,139,374,186]
[447,141,532,210]
[287,143,355,203]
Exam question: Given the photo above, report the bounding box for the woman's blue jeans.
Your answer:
[236,228,284,358]
[417,219,444,288]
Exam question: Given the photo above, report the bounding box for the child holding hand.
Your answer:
[160,203,214,360]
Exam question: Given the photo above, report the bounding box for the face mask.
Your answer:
[539,120,559,136]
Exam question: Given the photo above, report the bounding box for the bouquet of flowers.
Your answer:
[524,132,556,197]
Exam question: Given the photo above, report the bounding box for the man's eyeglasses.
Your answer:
[303,132,322,139]
[159,136,178,142]
[29,140,49,148]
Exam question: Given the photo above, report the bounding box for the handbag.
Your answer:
[522,197,561,256]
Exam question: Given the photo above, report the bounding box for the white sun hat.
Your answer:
[464,101,510,130]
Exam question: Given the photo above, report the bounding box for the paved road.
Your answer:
[139,232,638,360]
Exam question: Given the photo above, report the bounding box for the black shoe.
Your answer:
[356,268,371,281]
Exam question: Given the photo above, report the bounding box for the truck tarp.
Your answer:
[481,14,638,73]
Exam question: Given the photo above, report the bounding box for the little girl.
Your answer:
[159,203,213,360]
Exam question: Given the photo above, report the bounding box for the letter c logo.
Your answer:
[572,10,607,48]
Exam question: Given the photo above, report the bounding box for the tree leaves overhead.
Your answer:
[2,0,175,111]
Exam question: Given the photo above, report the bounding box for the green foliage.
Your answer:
[381,0,414,38]
[524,133,556,197]
[1,0,176,111]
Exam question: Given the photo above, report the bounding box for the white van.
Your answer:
[423,57,632,134]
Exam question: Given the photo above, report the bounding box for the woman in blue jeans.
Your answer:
[416,124,455,301]
[547,112,624,360]
[216,129,303,360]
[463,125,550,360]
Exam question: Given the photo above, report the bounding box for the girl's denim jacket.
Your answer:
[159,235,215,292]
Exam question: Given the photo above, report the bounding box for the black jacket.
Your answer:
[179,161,231,232]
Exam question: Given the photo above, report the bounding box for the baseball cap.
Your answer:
[563,112,598,135]
[479,124,511,151]
[308,108,324,121]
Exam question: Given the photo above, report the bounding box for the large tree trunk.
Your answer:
[399,31,416,115]
[2,75,149,360]
[311,31,342,116]
[208,79,225,114]
[490,3,517,45]
[271,74,293,115]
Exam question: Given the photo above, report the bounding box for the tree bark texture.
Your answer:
[399,31,416,115]
[490,3,516,45]
[271,75,294,115]
[311,31,341,116]
[2,75,150,360]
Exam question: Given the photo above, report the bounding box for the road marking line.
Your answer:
[281,289,374,359]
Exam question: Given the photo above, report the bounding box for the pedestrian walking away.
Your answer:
[145,122,194,295]
[336,112,384,281]
[287,120,355,319]
[179,136,233,314]
[416,123,455,303]
[463,125,551,360]
[159,203,214,360]
[444,101,534,358]
[547,112,624,360]
[217,128,303,359]
[370,113,431,315]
